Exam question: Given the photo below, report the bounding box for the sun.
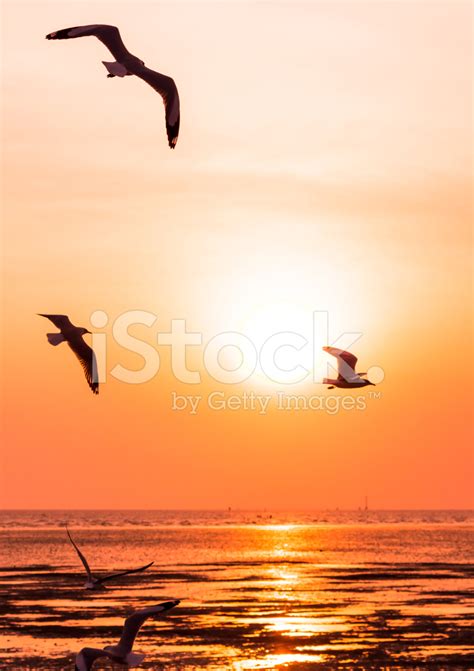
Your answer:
[236,301,317,388]
[198,238,379,389]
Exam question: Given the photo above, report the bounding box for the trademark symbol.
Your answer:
[369,391,382,400]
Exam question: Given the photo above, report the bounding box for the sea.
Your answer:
[1,510,473,670]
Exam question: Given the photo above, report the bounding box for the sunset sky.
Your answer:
[1,1,472,509]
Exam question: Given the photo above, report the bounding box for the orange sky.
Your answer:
[1,1,472,509]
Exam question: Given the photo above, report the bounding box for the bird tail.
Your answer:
[47,333,65,346]
[126,652,146,667]
[102,61,129,77]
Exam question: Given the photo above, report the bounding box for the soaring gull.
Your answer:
[46,24,180,148]
[75,600,180,670]
[38,314,98,395]
[323,346,375,389]
[66,526,154,590]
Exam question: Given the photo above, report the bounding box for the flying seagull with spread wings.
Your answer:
[45,24,180,148]
[75,600,180,670]
[38,314,98,395]
[323,346,375,389]
[66,526,154,591]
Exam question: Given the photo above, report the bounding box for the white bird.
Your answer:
[322,346,375,389]
[45,24,180,148]
[75,600,180,670]
[66,526,154,590]
[38,314,98,395]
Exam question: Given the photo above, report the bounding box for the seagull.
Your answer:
[322,346,375,389]
[38,314,98,395]
[66,526,154,590]
[45,24,180,148]
[75,600,180,670]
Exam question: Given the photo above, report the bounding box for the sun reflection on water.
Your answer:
[268,567,299,584]
[267,616,349,637]
[258,525,299,532]
[233,652,326,669]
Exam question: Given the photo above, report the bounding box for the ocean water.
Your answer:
[1,510,473,670]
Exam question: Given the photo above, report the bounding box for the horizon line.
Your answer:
[1,507,473,513]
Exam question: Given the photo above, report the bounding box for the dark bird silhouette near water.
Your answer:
[66,526,154,591]
[38,314,98,394]
[323,346,375,389]
[45,24,180,148]
[74,600,180,669]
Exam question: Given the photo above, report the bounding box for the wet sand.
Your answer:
[1,559,473,669]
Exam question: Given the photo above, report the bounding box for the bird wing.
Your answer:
[323,346,359,382]
[67,335,99,395]
[130,64,180,148]
[75,648,112,671]
[38,313,74,331]
[66,527,94,581]
[114,600,180,655]
[46,24,130,62]
[97,561,154,585]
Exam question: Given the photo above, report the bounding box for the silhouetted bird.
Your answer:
[45,24,180,148]
[75,600,180,670]
[66,526,153,590]
[38,314,98,394]
[323,346,375,389]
